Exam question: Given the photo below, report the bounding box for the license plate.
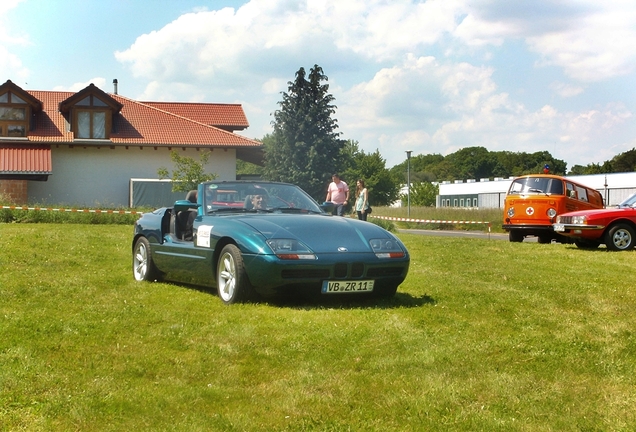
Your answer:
[553,224,565,232]
[322,280,374,294]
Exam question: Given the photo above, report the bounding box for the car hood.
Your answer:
[236,214,392,253]
[561,207,635,218]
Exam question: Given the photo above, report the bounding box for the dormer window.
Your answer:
[0,91,29,137]
[75,96,110,139]
[58,83,123,141]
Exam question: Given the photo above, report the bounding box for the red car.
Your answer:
[553,193,636,251]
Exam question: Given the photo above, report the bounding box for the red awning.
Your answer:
[0,145,52,179]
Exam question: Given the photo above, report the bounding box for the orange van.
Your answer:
[503,174,604,243]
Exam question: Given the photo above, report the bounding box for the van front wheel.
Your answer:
[605,224,635,251]
[537,234,552,244]
[509,230,523,242]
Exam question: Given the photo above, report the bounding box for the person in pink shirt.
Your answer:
[325,173,350,216]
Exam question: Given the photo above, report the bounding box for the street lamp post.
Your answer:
[406,150,412,217]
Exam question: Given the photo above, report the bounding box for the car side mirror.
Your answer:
[174,200,200,213]
[321,201,335,212]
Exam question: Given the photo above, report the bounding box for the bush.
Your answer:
[0,206,144,224]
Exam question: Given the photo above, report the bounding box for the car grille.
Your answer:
[559,216,573,223]
[281,269,330,279]
[334,263,347,278]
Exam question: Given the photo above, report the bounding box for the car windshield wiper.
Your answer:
[270,207,322,214]
[208,207,252,214]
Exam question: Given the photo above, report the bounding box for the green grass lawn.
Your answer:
[1,224,635,431]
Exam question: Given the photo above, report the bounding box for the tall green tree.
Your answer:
[264,65,343,200]
[157,150,217,192]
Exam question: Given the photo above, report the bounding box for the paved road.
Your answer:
[398,229,538,242]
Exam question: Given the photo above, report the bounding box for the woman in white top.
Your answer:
[354,179,369,221]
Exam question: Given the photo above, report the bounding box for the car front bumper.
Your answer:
[242,252,410,296]
[552,223,605,237]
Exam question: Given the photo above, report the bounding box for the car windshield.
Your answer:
[508,177,564,195]
[202,181,324,214]
[617,193,636,208]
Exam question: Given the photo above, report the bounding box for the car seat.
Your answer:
[176,190,198,240]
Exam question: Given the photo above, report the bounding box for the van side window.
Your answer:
[566,183,576,198]
[576,186,588,202]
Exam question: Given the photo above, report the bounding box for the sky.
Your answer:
[1,0,636,170]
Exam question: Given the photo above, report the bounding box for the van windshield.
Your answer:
[508,177,564,195]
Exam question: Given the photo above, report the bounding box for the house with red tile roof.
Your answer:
[0,80,263,207]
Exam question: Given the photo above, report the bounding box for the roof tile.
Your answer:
[141,102,249,129]
[25,90,260,148]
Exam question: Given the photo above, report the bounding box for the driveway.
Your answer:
[398,229,538,242]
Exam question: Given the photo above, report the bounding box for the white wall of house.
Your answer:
[27,146,236,207]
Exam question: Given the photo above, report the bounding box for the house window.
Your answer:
[0,91,29,137]
[77,110,106,138]
[73,95,111,139]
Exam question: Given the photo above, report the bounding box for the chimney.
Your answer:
[113,79,118,95]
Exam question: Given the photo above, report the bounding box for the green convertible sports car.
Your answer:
[132,181,410,304]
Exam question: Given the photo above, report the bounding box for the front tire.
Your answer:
[217,244,256,304]
[509,230,523,242]
[605,224,635,251]
[133,237,162,281]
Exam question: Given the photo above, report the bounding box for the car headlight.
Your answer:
[547,208,557,218]
[370,238,406,258]
[572,215,587,225]
[507,208,515,217]
[266,239,315,260]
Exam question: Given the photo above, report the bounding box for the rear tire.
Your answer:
[537,234,552,244]
[604,224,635,251]
[217,244,257,304]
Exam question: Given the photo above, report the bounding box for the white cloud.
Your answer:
[0,0,23,19]
[550,82,585,98]
[114,1,464,85]
[453,0,636,82]
[0,45,29,84]
[338,52,634,167]
[52,78,107,92]
[0,0,29,82]
[109,0,636,168]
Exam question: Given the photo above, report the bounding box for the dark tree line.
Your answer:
[569,148,636,175]
[389,147,568,184]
